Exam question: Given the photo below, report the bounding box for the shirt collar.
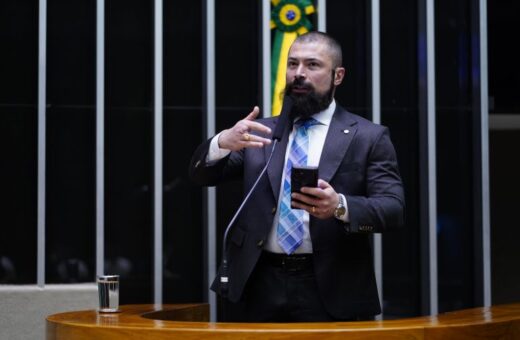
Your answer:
[294,99,336,127]
[313,99,335,126]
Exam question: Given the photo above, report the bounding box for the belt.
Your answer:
[260,251,313,272]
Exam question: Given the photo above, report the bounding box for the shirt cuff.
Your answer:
[206,132,231,163]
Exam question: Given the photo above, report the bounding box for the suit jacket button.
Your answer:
[195,160,201,168]
[257,240,264,248]
[271,207,277,214]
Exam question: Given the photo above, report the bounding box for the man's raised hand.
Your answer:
[218,106,272,151]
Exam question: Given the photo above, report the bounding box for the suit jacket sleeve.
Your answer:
[188,137,244,186]
[342,127,405,233]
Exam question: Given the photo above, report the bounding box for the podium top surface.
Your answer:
[46,302,520,339]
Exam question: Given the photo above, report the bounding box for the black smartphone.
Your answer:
[291,166,318,194]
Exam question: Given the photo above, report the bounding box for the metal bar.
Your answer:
[37,0,47,288]
[317,0,326,32]
[371,0,381,126]
[96,0,105,278]
[418,0,438,316]
[370,0,383,319]
[426,0,438,316]
[205,0,217,322]
[262,0,271,117]
[479,0,491,307]
[153,0,164,304]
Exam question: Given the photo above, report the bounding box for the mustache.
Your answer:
[287,78,314,92]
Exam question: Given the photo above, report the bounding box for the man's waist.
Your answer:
[259,251,313,271]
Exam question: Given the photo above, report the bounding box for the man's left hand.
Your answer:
[291,179,339,219]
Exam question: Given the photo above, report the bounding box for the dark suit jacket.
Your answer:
[189,105,405,319]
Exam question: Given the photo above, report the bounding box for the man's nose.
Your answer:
[295,65,306,78]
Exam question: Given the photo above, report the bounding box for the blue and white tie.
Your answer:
[277,118,319,254]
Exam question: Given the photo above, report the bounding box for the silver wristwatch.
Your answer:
[334,193,347,220]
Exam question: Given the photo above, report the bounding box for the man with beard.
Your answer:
[189,31,404,322]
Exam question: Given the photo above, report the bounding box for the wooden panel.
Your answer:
[46,303,520,340]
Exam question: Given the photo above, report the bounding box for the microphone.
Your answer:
[271,95,293,141]
[219,96,293,299]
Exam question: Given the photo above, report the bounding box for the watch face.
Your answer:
[335,206,346,218]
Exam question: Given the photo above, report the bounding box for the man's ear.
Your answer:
[334,67,346,86]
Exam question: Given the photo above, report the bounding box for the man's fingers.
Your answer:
[241,141,267,148]
[244,106,260,121]
[291,192,318,206]
[295,179,338,219]
[220,105,273,151]
[248,135,272,145]
[300,186,325,198]
[245,121,272,135]
[242,106,272,135]
[317,179,331,189]
[300,179,330,198]
[291,199,321,216]
[240,134,272,147]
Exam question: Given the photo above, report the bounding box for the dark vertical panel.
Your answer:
[488,1,520,114]
[105,0,153,303]
[213,0,260,320]
[0,0,38,283]
[163,0,203,303]
[490,130,520,304]
[45,0,96,283]
[214,0,260,265]
[215,0,259,109]
[327,0,369,117]
[380,0,421,318]
[436,0,475,312]
[488,1,520,305]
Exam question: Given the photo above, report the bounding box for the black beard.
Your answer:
[284,77,334,120]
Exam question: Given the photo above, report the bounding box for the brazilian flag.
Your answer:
[271,0,315,116]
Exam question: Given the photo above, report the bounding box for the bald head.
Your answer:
[293,31,343,68]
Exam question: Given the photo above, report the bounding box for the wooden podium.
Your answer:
[47,302,520,339]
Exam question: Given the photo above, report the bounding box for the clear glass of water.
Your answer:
[97,275,120,313]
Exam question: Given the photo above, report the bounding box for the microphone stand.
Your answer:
[217,96,291,321]
[219,138,280,299]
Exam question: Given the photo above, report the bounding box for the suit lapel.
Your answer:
[319,107,358,182]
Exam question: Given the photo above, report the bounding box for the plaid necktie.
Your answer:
[277,118,319,254]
